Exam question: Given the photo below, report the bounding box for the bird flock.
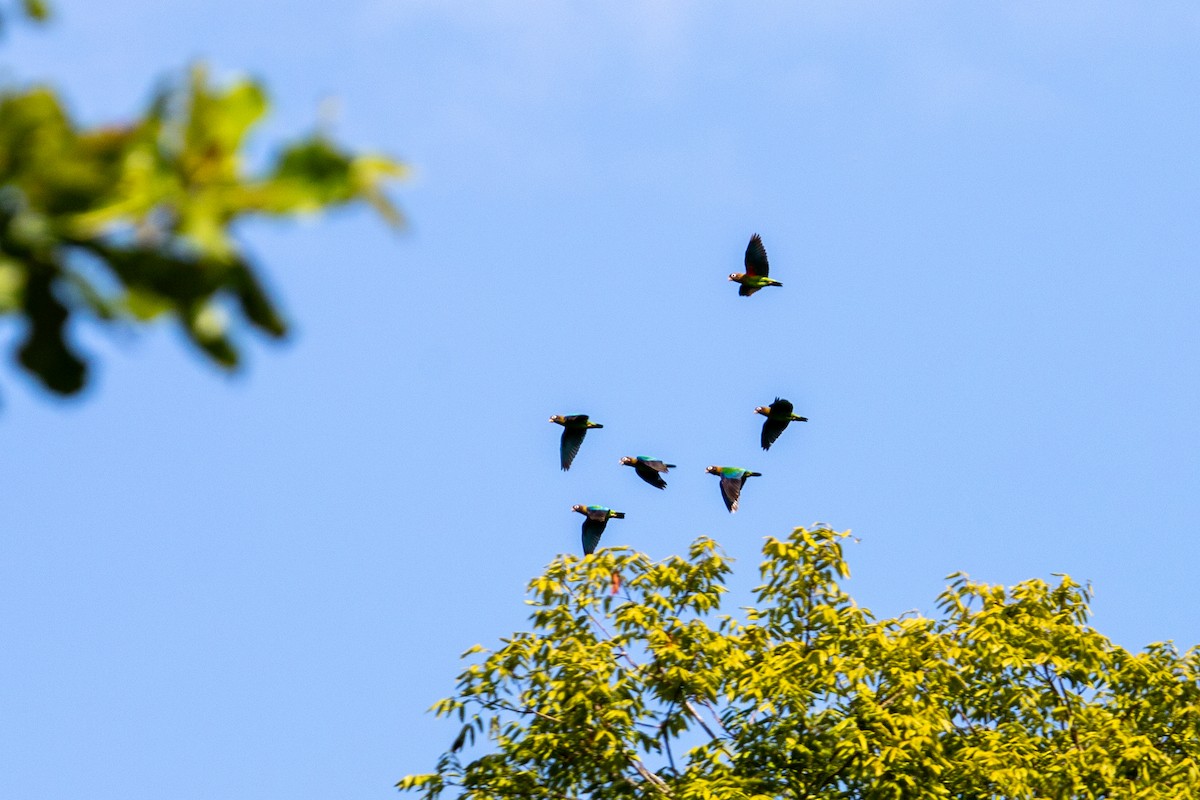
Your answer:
[553,234,807,556]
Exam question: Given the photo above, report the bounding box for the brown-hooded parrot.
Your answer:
[755,397,808,451]
[550,414,603,470]
[729,234,783,296]
[571,505,625,555]
[619,456,677,490]
[704,465,762,513]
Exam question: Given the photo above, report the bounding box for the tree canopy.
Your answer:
[0,3,404,395]
[399,527,1200,798]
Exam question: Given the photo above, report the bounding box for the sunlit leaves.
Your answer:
[0,60,405,394]
[400,526,1200,798]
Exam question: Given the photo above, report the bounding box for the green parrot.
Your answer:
[704,465,762,513]
[729,234,783,296]
[620,455,677,490]
[550,414,603,471]
[755,397,808,450]
[571,505,625,555]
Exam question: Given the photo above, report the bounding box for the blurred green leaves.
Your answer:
[400,527,1200,798]
[0,1,48,33]
[22,1,48,21]
[1,28,406,395]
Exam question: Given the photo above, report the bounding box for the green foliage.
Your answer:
[0,0,49,31]
[399,527,1200,798]
[1,31,405,393]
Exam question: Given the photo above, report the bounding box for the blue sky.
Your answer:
[2,2,1198,798]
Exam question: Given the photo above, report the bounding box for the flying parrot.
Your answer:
[571,505,625,555]
[550,414,603,470]
[619,455,677,490]
[704,465,762,513]
[755,397,808,450]
[729,234,783,296]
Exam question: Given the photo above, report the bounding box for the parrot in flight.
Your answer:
[550,414,603,470]
[704,466,762,513]
[729,234,783,296]
[620,456,677,490]
[571,505,625,555]
[755,397,808,450]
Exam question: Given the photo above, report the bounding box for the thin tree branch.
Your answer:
[629,756,672,795]
[684,698,737,761]
[480,699,562,725]
[1039,664,1082,752]
[697,698,733,737]
[661,697,678,774]
[809,751,859,797]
